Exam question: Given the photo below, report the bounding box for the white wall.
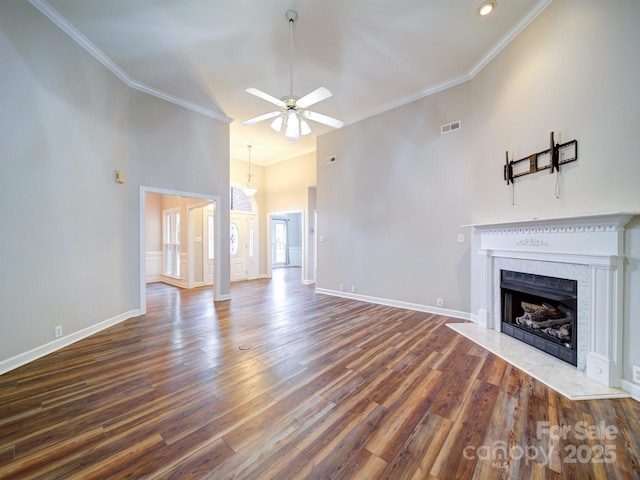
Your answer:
[315,0,640,386]
[469,0,640,386]
[469,0,640,221]
[128,90,230,298]
[0,1,230,371]
[317,83,473,313]
[0,0,131,361]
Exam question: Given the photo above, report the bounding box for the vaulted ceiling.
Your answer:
[33,0,549,165]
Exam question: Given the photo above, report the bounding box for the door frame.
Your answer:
[139,186,223,315]
[203,204,215,286]
[187,201,215,288]
[267,210,304,280]
[271,217,290,268]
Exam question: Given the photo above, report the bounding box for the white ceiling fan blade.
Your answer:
[303,110,344,129]
[241,111,282,126]
[245,88,286,108]
[297,87,332,109]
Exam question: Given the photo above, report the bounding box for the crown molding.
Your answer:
[29,0,553,129]
[345,0,554,127]
[469,0,555,79]
[344,73,471,127]
[28,0,233,124]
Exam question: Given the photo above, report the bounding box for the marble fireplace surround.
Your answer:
[460,213,635,399]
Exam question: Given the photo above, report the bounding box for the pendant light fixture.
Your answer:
[242,145,257,197]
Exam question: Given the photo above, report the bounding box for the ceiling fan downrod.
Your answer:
[286,10,297,99]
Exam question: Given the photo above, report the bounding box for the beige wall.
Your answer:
[265,152,317,281]
[145,193,163,252]
[230,152,317,280]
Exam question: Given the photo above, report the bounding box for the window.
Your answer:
[163,208,181,277]
[230,222,239,256]
[230,187,254,213]
[248,218,254,258]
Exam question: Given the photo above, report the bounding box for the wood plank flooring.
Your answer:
[1,267,639,479]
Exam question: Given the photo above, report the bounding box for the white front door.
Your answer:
[230,213,257,282]
[230,214,246,282]
[246,216,258,279]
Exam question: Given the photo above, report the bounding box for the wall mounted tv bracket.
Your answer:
[504,132,578,184]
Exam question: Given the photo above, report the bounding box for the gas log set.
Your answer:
[500,270,578,365]
[515,301,572,347]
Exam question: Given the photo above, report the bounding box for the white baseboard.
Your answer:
[160,275,188,289]
[315,288,471,321]
[0,309,140,376]
[302,279,316,285]
[621,379,640,403]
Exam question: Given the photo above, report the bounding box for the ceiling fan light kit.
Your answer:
[241,10,343,142]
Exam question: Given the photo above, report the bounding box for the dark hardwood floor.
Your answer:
[1,267,639,479]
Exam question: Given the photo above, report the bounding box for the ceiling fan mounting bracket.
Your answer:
[282,97,299,109]
[286,10,297,23]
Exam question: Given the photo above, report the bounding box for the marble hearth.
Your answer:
[458,213,635,399]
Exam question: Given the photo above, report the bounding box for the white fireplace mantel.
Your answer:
[468,212,635,388]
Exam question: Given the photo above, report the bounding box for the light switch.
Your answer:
[115,170,125,184]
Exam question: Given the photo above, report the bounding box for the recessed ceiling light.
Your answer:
[477,1,496,16]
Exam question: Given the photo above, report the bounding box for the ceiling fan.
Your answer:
[241,10,343,142]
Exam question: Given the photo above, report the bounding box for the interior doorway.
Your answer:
[272,218,289,267]
[269,212,303,275]
[140,187,222,314]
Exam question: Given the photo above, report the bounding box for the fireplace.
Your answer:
[470,213,634,388]
[500,270,577,366]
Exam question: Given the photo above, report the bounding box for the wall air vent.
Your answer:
[325,156,337,165]
[441,120,461,135]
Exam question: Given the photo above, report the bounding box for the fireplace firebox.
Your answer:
[501,270,577,366]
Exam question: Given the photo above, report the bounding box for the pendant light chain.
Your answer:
[242,144,257,197]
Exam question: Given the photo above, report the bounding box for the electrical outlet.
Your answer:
[437,298,444,307]
[457,234,465,243]
[54,325,63,338]
[339,284,344,292]
[633,365,640,384]
[351,286,356,293]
